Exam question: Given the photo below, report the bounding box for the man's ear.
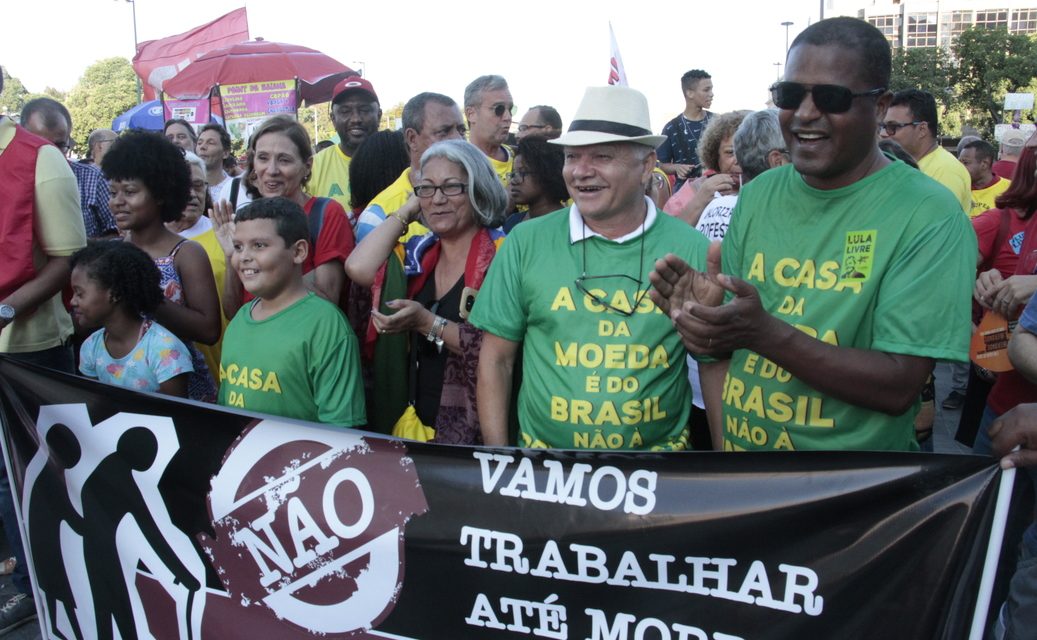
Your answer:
[641,150,657,186]
[875,90,892,123]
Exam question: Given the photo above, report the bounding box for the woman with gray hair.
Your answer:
[346,139,508,443]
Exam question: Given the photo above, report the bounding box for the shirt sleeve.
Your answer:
[311,309,366,426]
[149,326,195,383]
[35,146,86,256]
[79,331,101,378]
[971,208,1002,265]
[872,195,977,361]
[93,173,118,236]
[1020,293,1037,334]
[656,121,675,163]
[313,198,355,267]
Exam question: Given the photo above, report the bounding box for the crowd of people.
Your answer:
[3,14,1037,637]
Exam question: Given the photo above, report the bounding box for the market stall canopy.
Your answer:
[160,38,356,105]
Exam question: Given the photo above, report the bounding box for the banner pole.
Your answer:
[969,463,1018,640]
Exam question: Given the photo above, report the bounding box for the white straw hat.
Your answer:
[551,86,666,148]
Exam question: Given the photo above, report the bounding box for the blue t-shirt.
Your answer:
[80,320,194,391]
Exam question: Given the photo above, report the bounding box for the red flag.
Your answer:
[608,22,628,86]
[133,7,249,101]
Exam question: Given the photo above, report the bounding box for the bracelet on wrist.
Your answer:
[426,315,447,352]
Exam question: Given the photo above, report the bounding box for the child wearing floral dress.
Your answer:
[71,242,193,397]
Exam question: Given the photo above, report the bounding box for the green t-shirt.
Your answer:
[219,292,366,426]
[720,160,976,452]
[469,206,711,451]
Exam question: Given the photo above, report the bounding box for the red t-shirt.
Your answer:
[992,159,1017,182]
[973,207,1031,277]
[976,208,1037,414]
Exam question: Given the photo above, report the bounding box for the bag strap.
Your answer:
[308,197,329,248]
[229,177,241,210]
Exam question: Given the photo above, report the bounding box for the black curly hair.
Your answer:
[349,130,409,210]
[101,131,191,223]
[515,137,568,204]
[71,241,164,317]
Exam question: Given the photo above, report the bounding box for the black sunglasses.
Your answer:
[490,103,515,118]
[770,82,886,114]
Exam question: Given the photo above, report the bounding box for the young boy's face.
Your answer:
[231,218,306,301]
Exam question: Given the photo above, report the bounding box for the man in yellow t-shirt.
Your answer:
[464,75,514,185]
[959,139,1011,218]
[355,92,466,242]
[881,89,971,214]
[309,77,382,221]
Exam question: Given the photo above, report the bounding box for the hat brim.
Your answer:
[549,131,666,148]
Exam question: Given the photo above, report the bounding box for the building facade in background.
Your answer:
[828,0,1037,48]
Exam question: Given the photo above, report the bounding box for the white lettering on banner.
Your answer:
[585,608,745,640]
[459,527,824,617]
[465,592,568,639]
[472,452,658,515]
[233,471,377,587]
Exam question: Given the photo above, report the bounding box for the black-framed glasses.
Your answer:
[490,103,516,118]
[879,121,924,135]
[506,170,530,183]
[770,82,886,113]
[517,123,549,133]
[414,183,467,198]
[573,220,648,317]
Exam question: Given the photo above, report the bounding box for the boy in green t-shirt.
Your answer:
[218,197,366,426]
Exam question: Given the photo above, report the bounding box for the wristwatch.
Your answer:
[0,304,15,328]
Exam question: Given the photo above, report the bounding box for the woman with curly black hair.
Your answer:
[102,131,220,401]
[504,136,568,232]
[71,242,194,397]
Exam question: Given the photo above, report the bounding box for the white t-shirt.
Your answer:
[695,194,738,241]
[215,176,253,213]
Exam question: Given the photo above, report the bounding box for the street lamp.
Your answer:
[119,0,142,104]
[781,21,794,57]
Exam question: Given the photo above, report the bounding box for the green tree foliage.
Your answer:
[298,104,335,145]
[0,68,30,116]
[66,57,138,149]
[952,27,1037,136]
[890,46,967,137]
[890,46,954,106]
[380,102,405,132]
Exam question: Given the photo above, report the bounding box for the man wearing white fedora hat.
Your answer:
[471,85,719,451]
[649,17,975,453]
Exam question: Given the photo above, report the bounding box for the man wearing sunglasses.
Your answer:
[651,17,975,453]
[464,75,515,185]
[472,86,717,451]
[882,89,972,215]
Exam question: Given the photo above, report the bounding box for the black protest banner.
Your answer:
[0,356,1019,640]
